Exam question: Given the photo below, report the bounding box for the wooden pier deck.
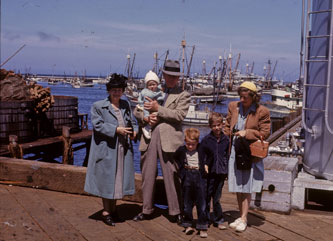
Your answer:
[1,183,332,241]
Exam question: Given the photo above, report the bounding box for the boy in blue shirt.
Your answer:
[201,112,229,230]
[175,128,209,238]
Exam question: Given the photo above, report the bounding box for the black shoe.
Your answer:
[102,214,115,226]
[170,214,183,225]
[133,212,150,221]
[111,211,124,222]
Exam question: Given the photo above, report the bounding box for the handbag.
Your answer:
[249,136,269,159]
[234,137,252,170]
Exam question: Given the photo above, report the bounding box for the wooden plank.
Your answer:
[261,180,292,193]
[128,214,188,241]
[259,210,333,241]
[0,129,92,156]
[0,185,51,241]
[223,210,278,241]
[246,212,314,241]
[36,188,147,241]
[0,157,87,194]
[7,185,87,241]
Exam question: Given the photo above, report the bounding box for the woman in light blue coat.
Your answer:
[84,73,138,226]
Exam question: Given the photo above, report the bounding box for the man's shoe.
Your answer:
[102,214,115,226]
[184,227,194,235]
[133,212,150,221]
[199,230,208,238]
[170,214,183,225]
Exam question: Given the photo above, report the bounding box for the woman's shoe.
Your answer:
[102,214,115,226]
[235,220,247,232]
[229,218,242,229]
[111,211,124,222]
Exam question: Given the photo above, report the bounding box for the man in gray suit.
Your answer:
[133,60,191,223]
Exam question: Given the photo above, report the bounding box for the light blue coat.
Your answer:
[84,97,138,199]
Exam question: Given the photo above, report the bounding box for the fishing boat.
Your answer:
[183,102,210,125]
[270,87,303,110]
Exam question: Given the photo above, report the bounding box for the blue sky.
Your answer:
[1,0,302,81]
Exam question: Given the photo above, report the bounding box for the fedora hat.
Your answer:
[106,73,127,90]
[162,60,183,76]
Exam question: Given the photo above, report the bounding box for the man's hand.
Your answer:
[144,97,159,112]
[204,165,209,174]
[148,113,159,126]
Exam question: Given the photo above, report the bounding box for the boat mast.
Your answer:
[202,60,207,77]
[125,54,131,78]
[227,52,233,91]
[153,51,158,73]
[186,45,195,78]
[250,61,255,74]
[234,53,241,74]
[181,39,186,90]
[130,53,136,82]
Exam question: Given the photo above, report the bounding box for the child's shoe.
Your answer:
[184,227,194,235]
[142,125,151,139]
[218,223,227,230]
[199,230,208,238]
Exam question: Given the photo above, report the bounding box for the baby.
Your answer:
[136,70,165,139]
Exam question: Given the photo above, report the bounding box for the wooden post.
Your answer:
[8,135,23,159]
[61,126,73,165]
[78,113,88,130]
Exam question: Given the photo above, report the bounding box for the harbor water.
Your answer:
[36,82,271,175]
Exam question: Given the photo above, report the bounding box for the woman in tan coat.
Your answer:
[224,81,271,232]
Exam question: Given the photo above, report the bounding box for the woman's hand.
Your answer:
[130,131,137,140]
[235,130,247,137]
[144,97,159,112]
[116,127,133,136]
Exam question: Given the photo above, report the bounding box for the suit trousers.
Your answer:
[140,125,181,216]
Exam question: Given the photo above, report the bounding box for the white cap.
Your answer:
[144,70,160,85]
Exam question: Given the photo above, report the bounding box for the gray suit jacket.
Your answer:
[134,87,191,153]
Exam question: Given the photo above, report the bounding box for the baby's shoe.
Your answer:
[136,104,144,111]
[142,126,151,139]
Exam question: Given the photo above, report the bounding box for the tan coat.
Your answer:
[134,87,191,152]
[224,101,271,141]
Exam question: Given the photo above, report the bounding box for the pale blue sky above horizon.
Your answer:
[1,0,302,82]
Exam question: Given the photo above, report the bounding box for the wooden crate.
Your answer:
[251,156,299,213]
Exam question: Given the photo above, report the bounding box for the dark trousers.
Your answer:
[206,173,227,225]
[182,169,208,230]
